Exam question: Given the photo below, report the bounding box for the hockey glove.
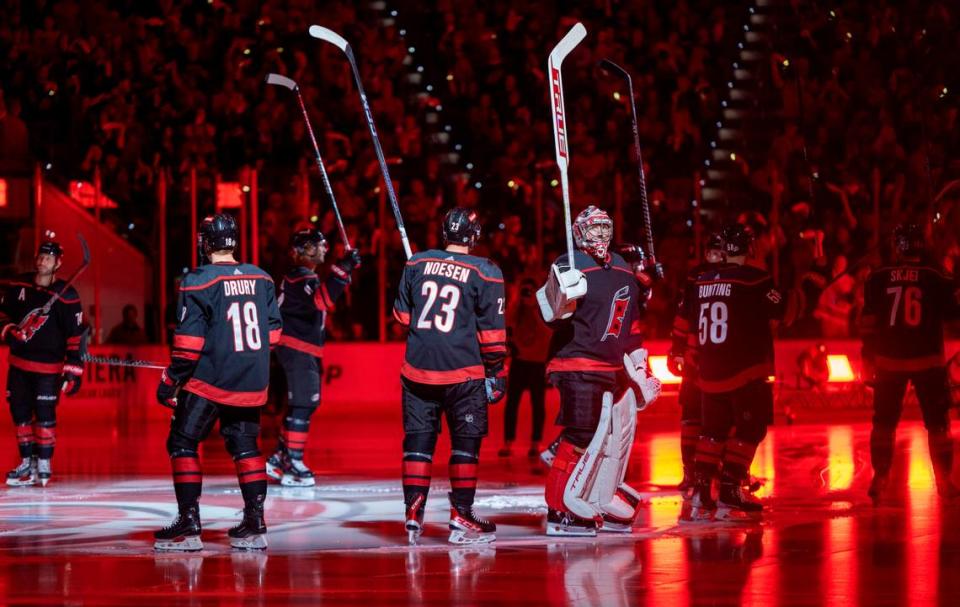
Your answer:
[331,249,362,280]
[624,349,661,410]
[484,376,506,404]
[2,310,48,343]
[156,369,180,409]
[61,364,84,396]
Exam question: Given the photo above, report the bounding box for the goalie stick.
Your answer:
[18,233,91,330]
[308,25,413,259]
[265,73,353,250]
[598,59,663,279]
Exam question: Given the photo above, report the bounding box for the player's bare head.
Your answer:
[705,232,726,264]
[199,214,239,259]
[573,206,613,260]
[442,207,481,250]
[893,223,925,260]
[35,239,63,276]
[291,228,328,266]
[721,223,753,264]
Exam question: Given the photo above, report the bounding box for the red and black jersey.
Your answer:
[393,250,506,385]
[277,265,350,358]
[670,261,722,372]
[682,263,785,393]
[546,251,645,375]
[860,264,959,372]
[165,262,282,407]
[0,273,84,375]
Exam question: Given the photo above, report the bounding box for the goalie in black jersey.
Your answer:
[1,240,85,487]
[393,208,507,545]
[265,229,360,487]
[153,214,282,552]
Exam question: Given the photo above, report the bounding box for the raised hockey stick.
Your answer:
[265,73,352,250]
[598,59,663,279]
[18,233,91,329]
[308,25,412,259]
[81,353,168,370]
[548,23,587,270]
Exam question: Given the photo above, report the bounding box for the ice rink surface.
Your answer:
[0,397,957,605]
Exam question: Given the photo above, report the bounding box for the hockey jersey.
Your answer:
[545,251,645,375]
[393,250,506,385]
[0,274,84,375]
[670,261,722,374]
[860,264,959,372]
[166,262,282,406]
[682,263,785,393]
[277,265,350,357]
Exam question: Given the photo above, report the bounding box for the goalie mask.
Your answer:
[573,206,613,260]
[291,228,328,264]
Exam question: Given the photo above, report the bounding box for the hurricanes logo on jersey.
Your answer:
[601,286,631,341]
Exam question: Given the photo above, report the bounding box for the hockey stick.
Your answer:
[265,73,352,250]
[81,353,168,370]
[548,23,587,270]
[308,25,412,259]
[598,59,663,279]
[18,233,91,329]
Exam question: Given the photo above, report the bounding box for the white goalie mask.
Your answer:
[573,205,614,260]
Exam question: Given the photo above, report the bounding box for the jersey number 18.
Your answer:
[227,301,262,351]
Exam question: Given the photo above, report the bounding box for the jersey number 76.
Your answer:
[417,281,460,333]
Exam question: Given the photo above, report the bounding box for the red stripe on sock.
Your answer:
[172,457,201,473]
[403,461,432,477]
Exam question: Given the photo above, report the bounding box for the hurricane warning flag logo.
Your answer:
[602,286,631,341]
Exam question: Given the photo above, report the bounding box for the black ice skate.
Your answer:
[281,457,315,487]
[36,458,52,487]
[229,495,268,550]
[546,509,598,537]
[448,493,495,544]
[717,481,763,521]
[154,506,203,552]
[540,437,561,467]
[6,457,36,487]
[265,450,286,482]
[405,493,426,545]
[681,478,717,523]
[678,471,695,501]
[868,473,889,505]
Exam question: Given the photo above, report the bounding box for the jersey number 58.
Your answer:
[698,302,728,345]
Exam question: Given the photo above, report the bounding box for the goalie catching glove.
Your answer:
[624,348,661,409]
[536,264,587,322]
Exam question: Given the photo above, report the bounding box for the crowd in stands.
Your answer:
[1,0,957,342]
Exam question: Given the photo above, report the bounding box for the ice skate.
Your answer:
[681,479,717,523]
[678,471,695,501]
[448,493,495,544]
[540,437,560,467]
[405,494,426,545]
[265,450,287,482]
[36,458,52,487]
[717,481,763,522]
[229,495,268,550]
[868,473,889,505]
[281,457,315,487]
[6,457,37,487]
[154,506,203,552]
[546,509,598,537]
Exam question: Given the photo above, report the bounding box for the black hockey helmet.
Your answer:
[290,228,327,253]
[721,223,753,257]
[893,223,925,258]
[37,240,64,258]
[442,207,481,248]
[705,232,724,252]
[199,213,239,254]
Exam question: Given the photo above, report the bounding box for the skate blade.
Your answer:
[546,524,597,537]
[265,465,283,482]
[6,477,37,487]
[448,529,495,545]
[407,529,422,545]
[679,507,716,524]
[599,522,633,533]
[230,534,268,551]
[716,507,762,523]
[280,475,316,487]
[154,536,203,552]
[40,478,50,487]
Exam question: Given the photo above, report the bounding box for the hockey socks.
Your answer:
[449,452,479,506]
[235,455,268,506]
[680,421,701,475]
[171,454,203,510]
[33,421,56,460]
[720,438,759,484]
[281,416,310,459]
[14,423,33,459]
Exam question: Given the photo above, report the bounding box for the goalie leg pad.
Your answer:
[561,392,615,521]
[537,264,587,322]
[595,389,642,527]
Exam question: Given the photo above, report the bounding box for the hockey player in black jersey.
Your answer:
[682,224,786,522]
[265,229,361,487]
[538,206,661,536]
[860,224,960,502]
[153,214,282,551]
[0,240,85,487]
[670,233,726,498]
[393,207,507,545]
